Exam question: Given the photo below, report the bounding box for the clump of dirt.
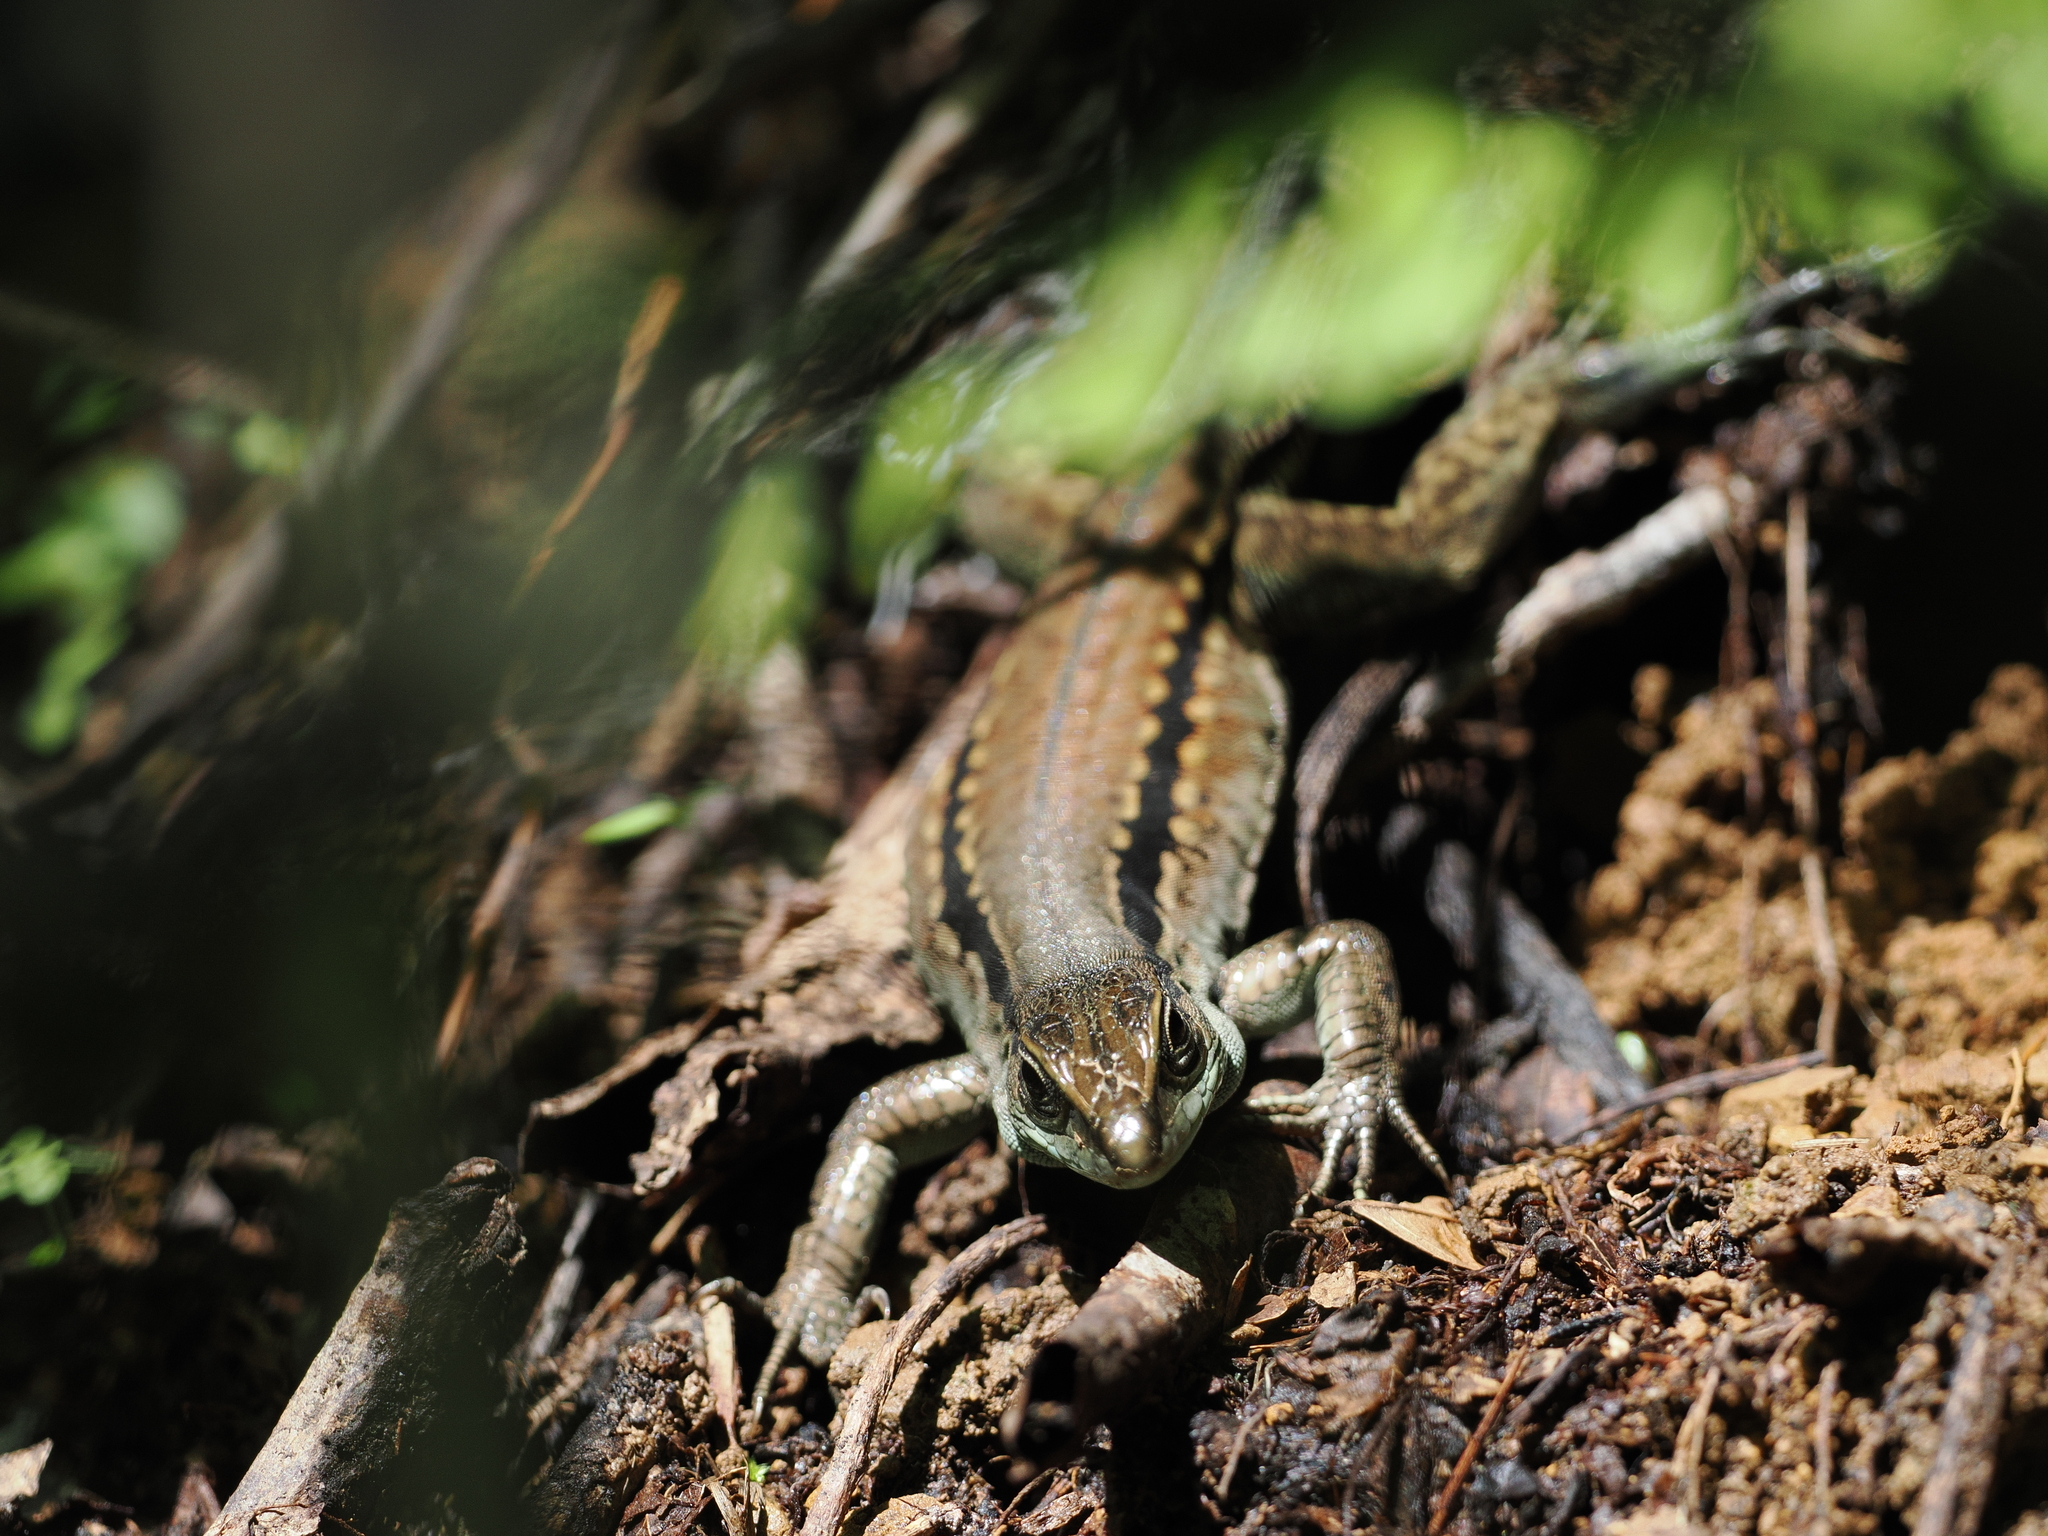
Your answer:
[1585,664,2048,1107]
[1582,677,1822,1056]
[1192,1102,2048,1536]
[1840,665,2048,1068]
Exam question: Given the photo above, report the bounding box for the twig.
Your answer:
[1396,485,1735,749]
[436,805,545,1068]
[806,95,982,299]
[1676,1361,1724,1519]
[698,1286,743,1447]
[0,286,278,418]
[1911,1259,2017,1536]
[1782,491,1843,1061]
[353,12,640,472]
[1426,1342,1531,1536]
[1006,1128,1298,1471]
[1813,1358,1840,1536]
[1802,851,1844,1064]
[803,1213,1048,1536]
[805,0,1066,299]
[1492,485,1731,677]
[516,272,686,596]
[516,1185,603,1372]
[1507,1337,1605,1428]
[209,1160,526,1536]
[1570,1050,1829,1138]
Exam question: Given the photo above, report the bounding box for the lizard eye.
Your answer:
[1160,1001,1204,1084]
[1015,1052,1065,1125]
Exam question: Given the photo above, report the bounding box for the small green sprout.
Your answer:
[582,796,682,844]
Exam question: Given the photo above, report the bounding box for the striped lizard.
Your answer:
[733,295,1824,1411]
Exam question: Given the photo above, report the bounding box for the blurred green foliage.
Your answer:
[0,455,185,753]
[0,1128,117,1268]
[230,412,307,478]
[820,0,2048,607]
[583,794,683,843]
[679,457,828,680]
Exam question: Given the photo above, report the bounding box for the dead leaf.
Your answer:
[868,1492,962,1535]
[0,1440,51,1506]
[1344,1196,1482,1270]
[1307,1261,1357,1310]
[1230,1284,1310,1341]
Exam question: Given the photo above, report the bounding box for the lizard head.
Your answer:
[995,959,1246,1187]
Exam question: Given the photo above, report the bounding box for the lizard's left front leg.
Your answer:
[1218,920,1450,1206]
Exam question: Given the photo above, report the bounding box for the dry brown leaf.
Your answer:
[1344,1196,1482,1270]
[1307,1260,1357,1310]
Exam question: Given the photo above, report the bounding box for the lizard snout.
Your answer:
[1099,1107,1165,1174]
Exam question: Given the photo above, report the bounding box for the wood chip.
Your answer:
[1344,1196,1482,1270]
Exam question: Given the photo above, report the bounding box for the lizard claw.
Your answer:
[1247,1071,1449,1211]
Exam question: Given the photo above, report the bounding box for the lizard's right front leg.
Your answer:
[748,1052,991,1416]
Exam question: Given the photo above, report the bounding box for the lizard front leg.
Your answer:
[748,1052,991,1416]
[1218,920,1450,1206]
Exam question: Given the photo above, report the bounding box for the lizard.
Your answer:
[729,288,1832,1414]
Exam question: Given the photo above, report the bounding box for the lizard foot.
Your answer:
[1244,1071,1450,1211]
[746,1273,894,1418]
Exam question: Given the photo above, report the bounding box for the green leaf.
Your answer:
[1615,1031,1655,1081]
[679,459,827,676]
[230,413,306,477]
[0,454,186,753]
[51,374,139,444]
[0,1129,74,1207]
[845,343,1029,591]
[26,1237,66,1268]
[582,796,682,844]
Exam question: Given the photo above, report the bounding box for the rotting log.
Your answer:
[206,1158,527,1536]
[1003,1122,1303,1473]
[523,1316,713,1536]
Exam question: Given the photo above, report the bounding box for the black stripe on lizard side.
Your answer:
[1115,597,1208,948]
[938,739,1013,1014]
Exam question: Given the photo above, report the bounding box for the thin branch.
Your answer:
[1399,484,1734,747]
[803,1214,1048,1536]
[1570,1050,1829,1139]
[1912,1259,2018,1536]
[1427,1343,1532,1536]
[1781,491,1843,1061]
[516,271,686,596]
[1813,1358,1840,1536]
[1492,485,1731,677]
[351,11,641,474]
